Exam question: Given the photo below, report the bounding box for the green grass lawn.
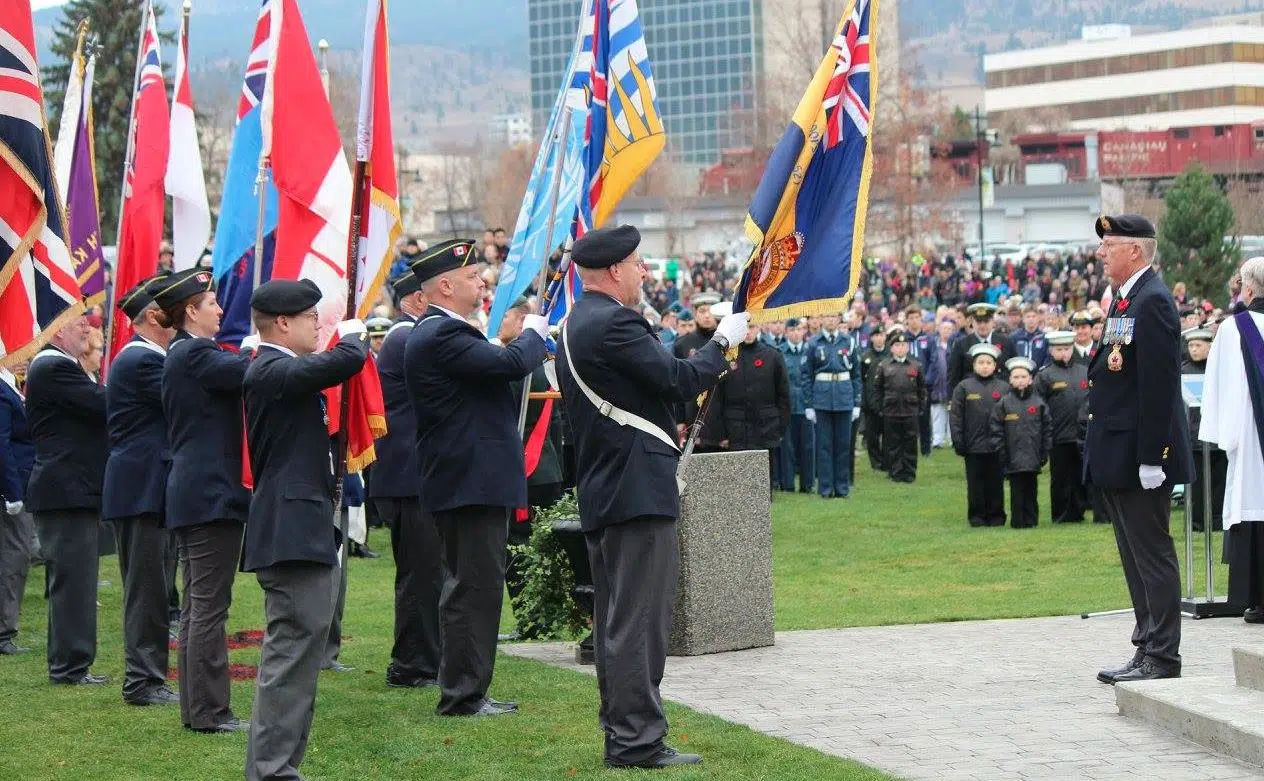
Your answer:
[772,450,1228,630]
[0,452,1224,780]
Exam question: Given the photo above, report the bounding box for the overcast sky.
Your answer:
[32,0,65,10]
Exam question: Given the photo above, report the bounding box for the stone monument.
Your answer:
[669,449,775,656]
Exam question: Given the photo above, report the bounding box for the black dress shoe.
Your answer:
[53,672,109,686]
[192,718,250,734]
[1097,650,1146,684]
[606,746,703,769]
[322,661,355,673]
[386,667,438,688]
[442,698,518,717]
[484,697,518,711]
[0,639,28,655]
[1112,660,1180,683]
[1245,606,1264,624]
[350,542,380,559]
[126,685,179,706]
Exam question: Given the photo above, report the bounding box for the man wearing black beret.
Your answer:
[102,275,179,706]
[404,239,549,717]
[370,268,443,690]
[241,279,371,781]
[557,224,748,768]
[1088,213,1192,685]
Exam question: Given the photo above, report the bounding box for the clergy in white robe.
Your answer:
[1200,258,1264,615]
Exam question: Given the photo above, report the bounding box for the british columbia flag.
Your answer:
[734,0,877,322]
[0,4,82,365]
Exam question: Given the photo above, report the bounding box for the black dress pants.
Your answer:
[34,509,99,682]
[1008,472,1039,528]
[964,454,1006,527]
[175,520,243,729]
[374,497,442,681]
[864,410,884,470]
[1189,446,1228,533]
[1049,443,1086,523]
[1102,487,1182,667]
[115,514,174,700]
[883,415,919,483]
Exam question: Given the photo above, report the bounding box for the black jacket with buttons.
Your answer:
[1034,359,1088,445]
[949,374,1009,455]
[990,387,1052,474]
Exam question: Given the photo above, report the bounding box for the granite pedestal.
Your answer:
[669,449,775,656]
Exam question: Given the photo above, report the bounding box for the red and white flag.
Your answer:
[112,0,169,362]
[353,0,402,317]
[165,5,211,272]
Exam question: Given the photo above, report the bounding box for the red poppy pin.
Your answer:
[1027,405,1037,415]
[907,368,918,378]
[1080,380,1089,389]
[753,358,764,368]
[1116,298,1130,313]
[992,391,1002,400]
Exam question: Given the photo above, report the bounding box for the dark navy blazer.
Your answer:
[23,345,107,513]
[102,336,170,522]
[0,377,34,504]
[367,315,419,500]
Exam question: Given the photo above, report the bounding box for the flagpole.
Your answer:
[517,107,573,437]
[249,157,269,335]
[330,30,356,558]
[102,3,150,381]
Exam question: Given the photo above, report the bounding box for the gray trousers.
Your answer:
[176,521,243,729]
[0,509,34,643]
[1103,487,1182,666]
[375,497,441,679]
[586,517,679,765]
[115,514,174,700]
[35,509,99,682]
[246,562,338,781]
[433,505,509,715]
[322,545,347,668]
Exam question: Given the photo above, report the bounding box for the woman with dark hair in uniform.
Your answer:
[154,268,255,734]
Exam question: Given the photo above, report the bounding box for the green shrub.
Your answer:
[508,491,590,640]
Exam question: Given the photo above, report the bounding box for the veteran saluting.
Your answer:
[1087,214,1192,685]
[556,224,748,769]
[404,239,549,718]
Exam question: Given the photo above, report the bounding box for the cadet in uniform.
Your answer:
[1087,214,1192,685]
[366,316,391,355]
[24,314,107,685]
[874,330,926,483]
[1035,331,1090,523]
[1010,305,1049,368]
[241,279,370,781]
[947,303,1016,390]
[1182,328,1226,532]
[102,277,179,705]
[0,359,34,656]
[1070,310,1101,366]
[859,327,888,470]
[905,308,935,457]
[556,224,745,769]
[157,268,252,732]
[950,344,1010,527]
[672,293,722,448]
[777,319,814,493]
[370,271,442,688]
[992,357,1051,528]
[804,313,862,498]
[711,321,790,491]
[404,239,549,717]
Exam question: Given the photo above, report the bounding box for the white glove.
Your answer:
[805,409,817,424]
[713,311,750,347]
[4,501,21,516]
[522,314,549,340]
[1139,464,1166,490]
[852,408,861,422]
[337,319,367,338]
[239,333,261,352]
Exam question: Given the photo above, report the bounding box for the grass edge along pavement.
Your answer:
[0,548,890,781]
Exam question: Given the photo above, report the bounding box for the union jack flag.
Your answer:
[822,0,872,147]
[0,4,83,366]
[237,0,272,120]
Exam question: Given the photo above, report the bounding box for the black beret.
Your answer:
[408,238,478,284]
[785,318,802,327]
[391,271,423,298]
[1095,214,1155,239]
[118,274,167,321]
[678,310,694,322]
[571,224,641,269]
[151,268,215,310]
[251,278,322,315]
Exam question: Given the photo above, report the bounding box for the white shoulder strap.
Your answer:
[562,321,680,452]
[120,339,166,357]
[386,320,415,337]
[28,348,76,370]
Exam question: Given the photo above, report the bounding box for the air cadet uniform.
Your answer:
[1035,331,1090,523]
[777,321,814,493]
[907,319,935,456]
[1086,214,1192,684]
[0,364,34,656]
[803,324,862,498]
[158,268,253,732]
[992,357,1051,528]
[404,239,548,717]
[369,272,442,689]
[859,331,888,470]
[366,316,391,355]
[102,278,178,705]
[556,225,731,769]
[947,303,1017,389]
[1010,317,1049,368]
[25,322,108,685]
[950,343,1010,527]
[1182,328,1226,533]
[874,330,926,483]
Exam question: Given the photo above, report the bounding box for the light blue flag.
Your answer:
[487,0,593,338]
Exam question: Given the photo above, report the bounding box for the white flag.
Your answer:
[165,7,211,271]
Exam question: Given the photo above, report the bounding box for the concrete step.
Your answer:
[1116,677,1264,767]
[1233,646,1264,692]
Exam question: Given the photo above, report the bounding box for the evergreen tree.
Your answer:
[1158,162,1240,305]
[44,0,171,246]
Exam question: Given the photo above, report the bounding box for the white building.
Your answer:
[953,181,1124,246]
[985,22,1264,132]
[487,113,533,147]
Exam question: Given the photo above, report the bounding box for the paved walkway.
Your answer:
[505,614,1264,780]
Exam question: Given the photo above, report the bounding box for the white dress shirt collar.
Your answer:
[1118,265,1150,300]
[258,342,297,358]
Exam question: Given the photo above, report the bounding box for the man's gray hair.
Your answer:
[1242,256,1264,301]
[1136,237,1158,263]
